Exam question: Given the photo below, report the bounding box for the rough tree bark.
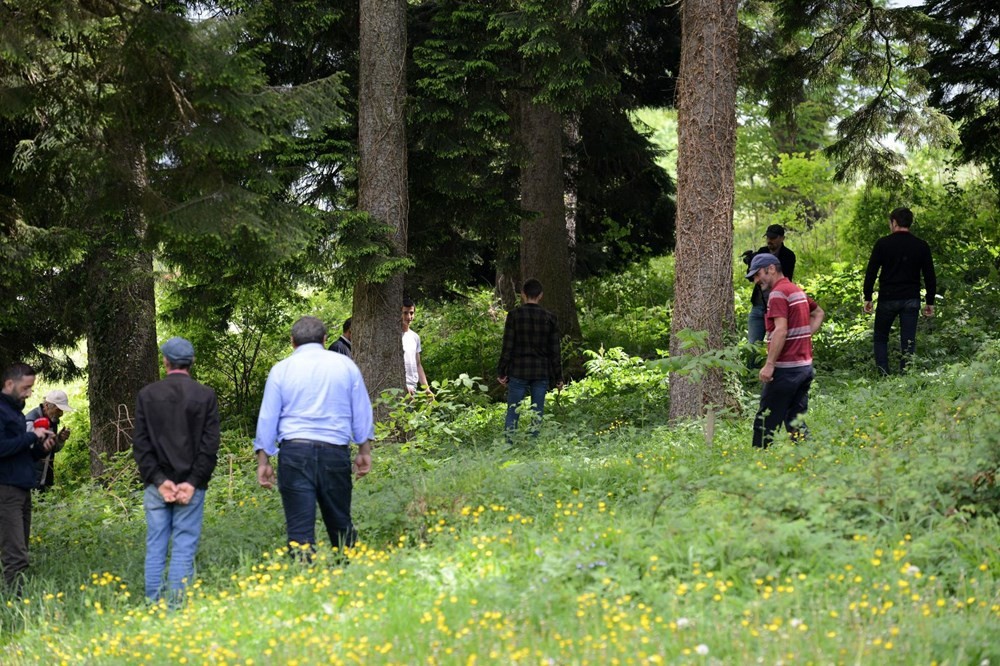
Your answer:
[355,0,407,418]
[669,0,738,422]
[86,146,159,476]
[516,92,582,342]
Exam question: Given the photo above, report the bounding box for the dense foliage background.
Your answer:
[1,0,998,661]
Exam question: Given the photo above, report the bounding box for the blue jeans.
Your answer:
[873,298,921,375]
[748,303,766,344]
[753,365,814,448]
[143,484,206,603]
[504,377,549,436]
[278,442,355,554]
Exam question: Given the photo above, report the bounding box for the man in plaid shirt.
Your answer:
[497,279,563,437]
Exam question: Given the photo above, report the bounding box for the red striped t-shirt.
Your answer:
[765,278,816,368]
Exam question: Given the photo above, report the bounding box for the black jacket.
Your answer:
[0,393,48,489]
[746,245,796,307]
[863,230,936,303]
[132,373,220,489]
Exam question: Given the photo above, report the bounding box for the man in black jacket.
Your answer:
[0,363,55,595]
[743,224,797,352]
[132,337,220,604]
[863,207,937,375]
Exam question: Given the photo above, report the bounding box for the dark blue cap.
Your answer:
[160,337,195,365]
[745,253,781,280]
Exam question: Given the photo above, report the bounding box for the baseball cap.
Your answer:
[745,253,781,279]
[765,224,785,238]
[44,389,74,413]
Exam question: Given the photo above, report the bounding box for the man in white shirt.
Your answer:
[401,298,430,394]
[254,316,374,558]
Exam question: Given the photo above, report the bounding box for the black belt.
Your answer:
[279,438,347,448]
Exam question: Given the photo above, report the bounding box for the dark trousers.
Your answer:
[278,441,356,555]
[753,365,814,448]
[873,298,921,375]
[0,484,31,592]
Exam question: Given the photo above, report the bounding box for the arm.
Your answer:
[185,390,221,490]
[809,304,825,335]
[759,317,788,383]
[923,245,937,316]
[415,352,430,391]
[254,369,282,489]
[863,241,881,310]
[253,368,282,457]
[1,421,39,459]
[784,250,796,282]
[350,367,375,478]
[497,311,515,383]
[131,394,168,488]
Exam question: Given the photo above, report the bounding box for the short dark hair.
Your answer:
[2,363,36,385]
[402,297,415,309]
[343,317,352,333]
[291,316,327,346]
[890,207,914,228]
[521,279,543,299]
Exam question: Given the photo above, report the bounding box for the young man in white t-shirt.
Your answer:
[401,298,430,394]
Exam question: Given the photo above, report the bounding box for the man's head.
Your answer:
[765,224,785,253]
[42,389,74,419]
[291,316,327,347]
[401,298,416,331]
[521,278,544,302]
[160,337,195,371]
[1,363,36,402]
[889,207,913,229]
[746,253,783,290]
[342,317,352,341]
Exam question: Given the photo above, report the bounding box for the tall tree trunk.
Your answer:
[356,0,407,419]
[85,154,159,477]
[516,93,582,343]
[669,0,738,422]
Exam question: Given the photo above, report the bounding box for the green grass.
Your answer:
[2,341,999,664]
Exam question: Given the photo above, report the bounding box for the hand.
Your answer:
[923,304,934,317]
[58,427,70,442]
[174,482,196,505]
[758,362,775,383]
[257,460,276,489]
[863,301,873,314]
[353,450,372,479]
[158,480,178,502]
[498,376,508,386]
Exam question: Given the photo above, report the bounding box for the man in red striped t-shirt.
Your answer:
[745,253,825,448]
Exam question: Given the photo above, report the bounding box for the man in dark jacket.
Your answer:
[742,224,797,346]
[0,363,55,594]
[328,317,352,358]
[25,389,74,490]
[497,279,563,438]
[132,337,220,604]
[863,207,937,375]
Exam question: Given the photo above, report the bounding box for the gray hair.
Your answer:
[291,316,327,346]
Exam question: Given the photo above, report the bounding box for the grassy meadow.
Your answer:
[2,322,999,664]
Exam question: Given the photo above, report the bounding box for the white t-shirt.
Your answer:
[402,329,421,390]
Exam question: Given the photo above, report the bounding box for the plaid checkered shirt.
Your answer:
[497,303,562,385]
